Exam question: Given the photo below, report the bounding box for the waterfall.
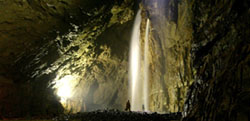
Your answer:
[129,10,150,111]
[129,10,142,111]
[143,19,150,111]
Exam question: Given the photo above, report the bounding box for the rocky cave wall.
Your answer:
[140,0,193,112]
[0,0,135,117]
[0,0,249,119]
[0,0,195,116]
[183,0,250,121]
[1,0,195,116]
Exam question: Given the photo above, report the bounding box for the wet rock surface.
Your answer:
[140,0,193,112]
[183,0,250,121]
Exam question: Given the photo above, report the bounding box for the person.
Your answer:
[142,104,145,111]
[125,100,131,111]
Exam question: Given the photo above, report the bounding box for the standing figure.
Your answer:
[125,100,131,111]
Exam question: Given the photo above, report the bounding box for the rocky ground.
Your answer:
[0,110,182,121]
[54,110,182,121]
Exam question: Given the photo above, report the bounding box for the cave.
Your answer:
[0,0,249,121]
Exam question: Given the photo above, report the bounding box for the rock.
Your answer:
[54,110,182,121]
[183,0,250,121]
[0,0,134,117]
[140,0,193,112]
[0,0,249,120]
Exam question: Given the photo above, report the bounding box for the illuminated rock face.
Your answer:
[0,0,135,116]
[139,0,193,112]
[15,1,134,113]
[0,0,113,66]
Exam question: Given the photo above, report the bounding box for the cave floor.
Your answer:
[1,110,182,121]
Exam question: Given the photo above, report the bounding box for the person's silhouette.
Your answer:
[125,100,131,111]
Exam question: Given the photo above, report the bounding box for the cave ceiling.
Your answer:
[0,0,133,82]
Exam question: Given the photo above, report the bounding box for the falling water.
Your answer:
[129,10,142,111]
[143,19,150,111]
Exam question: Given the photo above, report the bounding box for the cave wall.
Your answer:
[141,0,193,112]
[16,0,135,113]
[1,0,248,119]
[0,0,195,116]
[0,0,116,66]
[0,0,135,117]
[183,0,250,121]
